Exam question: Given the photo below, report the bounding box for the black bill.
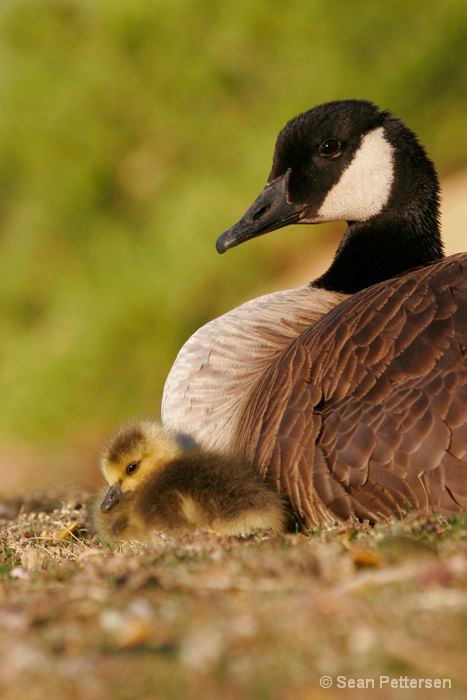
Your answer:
[216,170,306,254]
[100,483,122,512]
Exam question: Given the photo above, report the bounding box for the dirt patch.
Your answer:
[0,490,466,699]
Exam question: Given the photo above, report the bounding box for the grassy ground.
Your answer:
[0,490,466,700]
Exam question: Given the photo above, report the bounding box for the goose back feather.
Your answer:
[234,254,467,526]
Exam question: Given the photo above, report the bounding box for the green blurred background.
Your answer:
[0,0,466,491]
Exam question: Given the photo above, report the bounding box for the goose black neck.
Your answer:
[314,211,443,294]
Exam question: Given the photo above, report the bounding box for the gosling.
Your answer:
[93,420,288,543]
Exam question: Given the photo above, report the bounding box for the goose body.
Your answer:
[162,100,467,528]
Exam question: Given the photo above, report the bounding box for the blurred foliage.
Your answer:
[0,0,466,447]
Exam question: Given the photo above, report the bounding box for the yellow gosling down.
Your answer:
[93,421,287,543]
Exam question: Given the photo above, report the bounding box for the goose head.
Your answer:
[99,421,182,513]
[217,100,443,293]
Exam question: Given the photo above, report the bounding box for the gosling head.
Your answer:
[99,421,183,513]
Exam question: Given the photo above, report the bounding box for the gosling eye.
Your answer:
[319,138,342,158]
[126,462,139,475]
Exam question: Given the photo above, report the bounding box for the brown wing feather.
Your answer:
[236,253,467,527]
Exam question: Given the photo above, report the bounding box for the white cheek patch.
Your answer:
[316,126,394,222]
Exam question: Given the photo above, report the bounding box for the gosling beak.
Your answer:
[100,483,122,513]
[216,170,307,254]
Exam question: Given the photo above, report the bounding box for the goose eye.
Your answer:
[319,138,341,158]
[126,462,139,475]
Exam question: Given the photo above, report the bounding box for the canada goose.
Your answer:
[93,421,287,543]
[162,99,467,528]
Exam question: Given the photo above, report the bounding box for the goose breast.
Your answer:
[162,284,346,453]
